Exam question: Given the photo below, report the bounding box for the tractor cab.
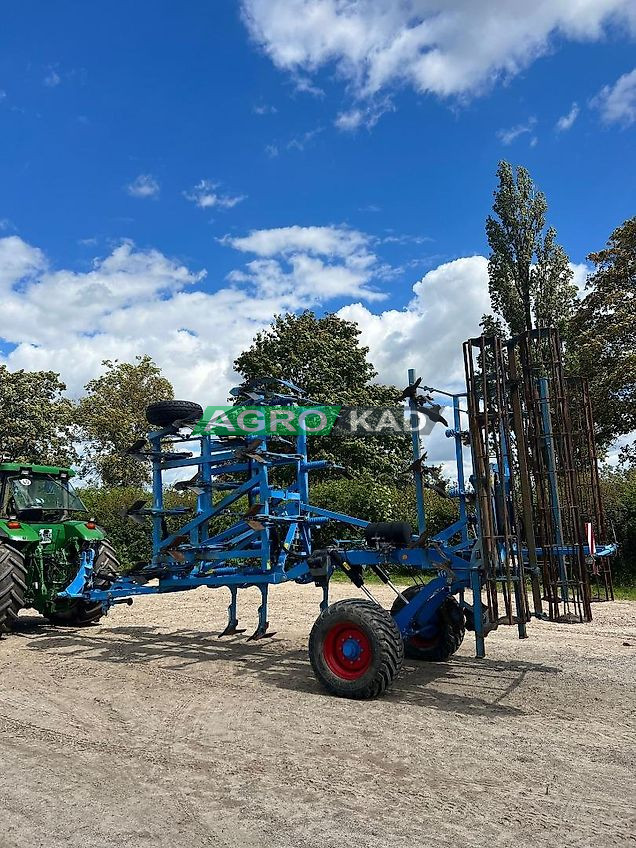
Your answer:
[0,463,87,523]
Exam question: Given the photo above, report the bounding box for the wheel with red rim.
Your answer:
[309,599,404,699]
[390,586,465,661]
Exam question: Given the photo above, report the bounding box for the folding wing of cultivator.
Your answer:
[60,329,616,699]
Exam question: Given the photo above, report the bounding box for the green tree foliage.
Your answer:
[570,217,636,454]
[311,476,457,547]
[79,486,194,568]
[483,161,576,336]
[234,311,411,479]
[600,467,636,586]
[0,366,76,465]
[75,356,173,486]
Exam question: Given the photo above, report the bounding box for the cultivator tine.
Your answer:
[218,622,247,637]
[218,587,247,637]
[247,586,276,641]
[247,623,276,641]
[123,437,149,460]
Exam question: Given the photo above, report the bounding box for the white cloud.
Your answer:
[43,68,61,88]
[570,261,591,296]
[241,1,636,102]
[286,126,323,150]
[556,101,580,131]
[293,74,325,97]
[0,227,396,400]
[223,225,386,302]
[338,256,490,391]
[592,67,636,125]
[265,143,279,157]
[338,255,491,477]
[183,179,245,210]
[126,174,160,199]
[253,103,278,114]
[0,89,6,101]
[497,116,537,145]
[335,97,394,131]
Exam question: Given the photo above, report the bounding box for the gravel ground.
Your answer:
[1,582,635,848]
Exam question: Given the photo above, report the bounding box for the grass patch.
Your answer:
[613,585,636,601]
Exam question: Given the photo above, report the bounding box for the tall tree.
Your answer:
[75,356,173,486]
[570,216,636,457]
[0,367,76,466]
[483,161,577,336]
[234,311,411,479]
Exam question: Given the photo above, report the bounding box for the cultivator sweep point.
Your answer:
[54,332,616,699]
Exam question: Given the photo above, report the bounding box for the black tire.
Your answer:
[390,585,465,661]
[0,544,28,632]
[49,541,119,627]
[364,521,412,547]
[309,599,404,699]
[146,400,203,427]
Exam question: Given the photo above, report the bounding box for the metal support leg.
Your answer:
[471,567,486,658]
[218,586,247,637]
[320,581,330,612]
[248,585,276,641]
[514,579,528,639]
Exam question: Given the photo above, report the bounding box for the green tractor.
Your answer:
[0,462,119,632]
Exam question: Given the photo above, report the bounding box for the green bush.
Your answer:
[600,468,636,587]
[78,478,460,570]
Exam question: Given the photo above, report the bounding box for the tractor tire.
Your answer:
[390,585,465,661]
[0,544,28,632]
[146,400,203,428]
[48,541,119,627]
[309,599,404,699]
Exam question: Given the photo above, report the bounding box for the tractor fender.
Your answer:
[63,521,107,542]
[0,519,40,543]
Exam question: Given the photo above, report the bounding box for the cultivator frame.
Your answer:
[59,329,616,698]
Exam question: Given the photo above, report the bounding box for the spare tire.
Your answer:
[146,400,203,427]
[364,521,412,547]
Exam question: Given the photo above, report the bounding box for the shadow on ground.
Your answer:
[9,617,560,717]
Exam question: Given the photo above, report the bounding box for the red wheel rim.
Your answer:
[323,622,372,680]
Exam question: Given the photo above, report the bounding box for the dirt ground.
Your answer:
[1,583,635,848]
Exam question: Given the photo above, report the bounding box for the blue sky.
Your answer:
[0,0,635,429]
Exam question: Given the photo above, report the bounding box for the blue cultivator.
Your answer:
[64,329,616,699]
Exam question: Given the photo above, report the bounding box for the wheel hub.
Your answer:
[323,622,372,680]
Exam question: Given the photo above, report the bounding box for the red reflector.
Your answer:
[85,522,96,529]
[7,520,21,529]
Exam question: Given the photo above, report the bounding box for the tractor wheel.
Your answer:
[0,544,28,632]
[309,599,404,699]
[146,400,203,428]
[390,585,465,662]
[49,541,119,627]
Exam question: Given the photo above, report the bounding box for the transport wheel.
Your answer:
[309,599,404,699]
[390,585,465,661]
[146,400,203,427]
[0,544,27,632]
[49,541,119,627]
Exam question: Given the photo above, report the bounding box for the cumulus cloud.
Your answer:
[592,67,636,125]
[0,232,502,475]
[338,256,491,474]
[556,102,580,131]
[0,226,398,400]
[126,174,160,199]
[183,179,245,209]
[241,0,636,103]
[223,225,386,302]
